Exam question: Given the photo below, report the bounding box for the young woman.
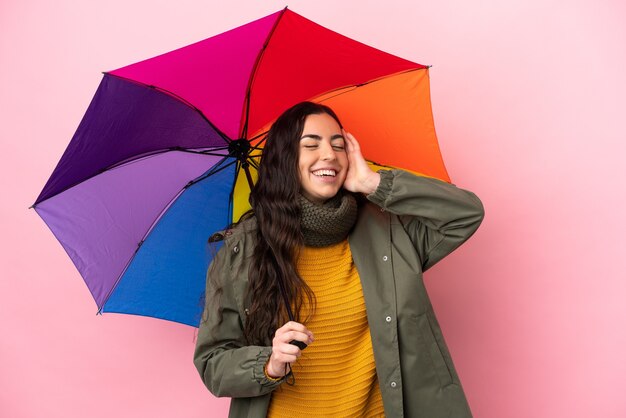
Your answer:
[194,102,484,418]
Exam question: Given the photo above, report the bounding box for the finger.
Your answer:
[273,352,299,364]
[279,330,314,345]
[276,342,303,357]
[272,345,302,365]
[277,321,312,336]
[343,131,354,154]
[345,131,360,152]
[268,352,298,374]
[276,331,313,344]
[342,129,352,146]
[345,135,363,163]
[274,327,314,347]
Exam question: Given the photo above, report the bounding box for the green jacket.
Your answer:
[194,170,484,418]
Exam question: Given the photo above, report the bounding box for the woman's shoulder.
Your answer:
[208,213,258,244]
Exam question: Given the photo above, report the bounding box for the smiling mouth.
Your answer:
[312,169,337,177]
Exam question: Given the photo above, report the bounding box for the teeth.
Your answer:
[313,169,336,177]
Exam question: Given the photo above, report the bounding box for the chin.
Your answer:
[319,190,342,202]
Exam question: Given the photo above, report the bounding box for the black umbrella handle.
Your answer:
[289,340,308,350]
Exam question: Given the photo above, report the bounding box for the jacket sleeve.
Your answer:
[193,242,285,398]
[366,169,485,272]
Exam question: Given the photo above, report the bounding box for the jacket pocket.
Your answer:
[413,311,454,388]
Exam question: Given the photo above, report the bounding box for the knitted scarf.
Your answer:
[299,191,358,247]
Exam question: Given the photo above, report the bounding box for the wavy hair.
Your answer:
[244,101,343,345]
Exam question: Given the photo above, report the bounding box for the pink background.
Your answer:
[2,0,624,417]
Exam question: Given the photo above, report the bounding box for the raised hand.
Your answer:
[342,130,381,195]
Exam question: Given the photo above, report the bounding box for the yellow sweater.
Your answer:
[267,240,385,417]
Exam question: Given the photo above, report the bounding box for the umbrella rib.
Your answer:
[249,130,268,142]
[226,159,254,223]
[98,156,239,313]
[197,151,233,157]
[247,158,260,170]
[104,73,232,144]
[108,147,232,169]
[185,157,238,188]
[31,147,232,206]
[227,160,240,222]
[239,7,288,140]
[249,135,267,152]
[313,67,430,104]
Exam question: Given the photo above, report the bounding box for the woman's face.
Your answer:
[298,112,349,204]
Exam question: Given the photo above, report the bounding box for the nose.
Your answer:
[320,141,336,161]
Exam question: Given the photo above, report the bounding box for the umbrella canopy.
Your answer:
[32,8,449,327]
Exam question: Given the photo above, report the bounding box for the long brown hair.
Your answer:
[244,101,343,345]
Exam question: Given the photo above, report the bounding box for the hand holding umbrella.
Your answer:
[266,321,314,379]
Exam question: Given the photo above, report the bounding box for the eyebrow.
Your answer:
[300,134,345,141]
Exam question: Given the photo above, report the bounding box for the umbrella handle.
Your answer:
[289,340,308,350]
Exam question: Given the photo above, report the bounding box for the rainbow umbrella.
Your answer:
[32,8,449,327]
